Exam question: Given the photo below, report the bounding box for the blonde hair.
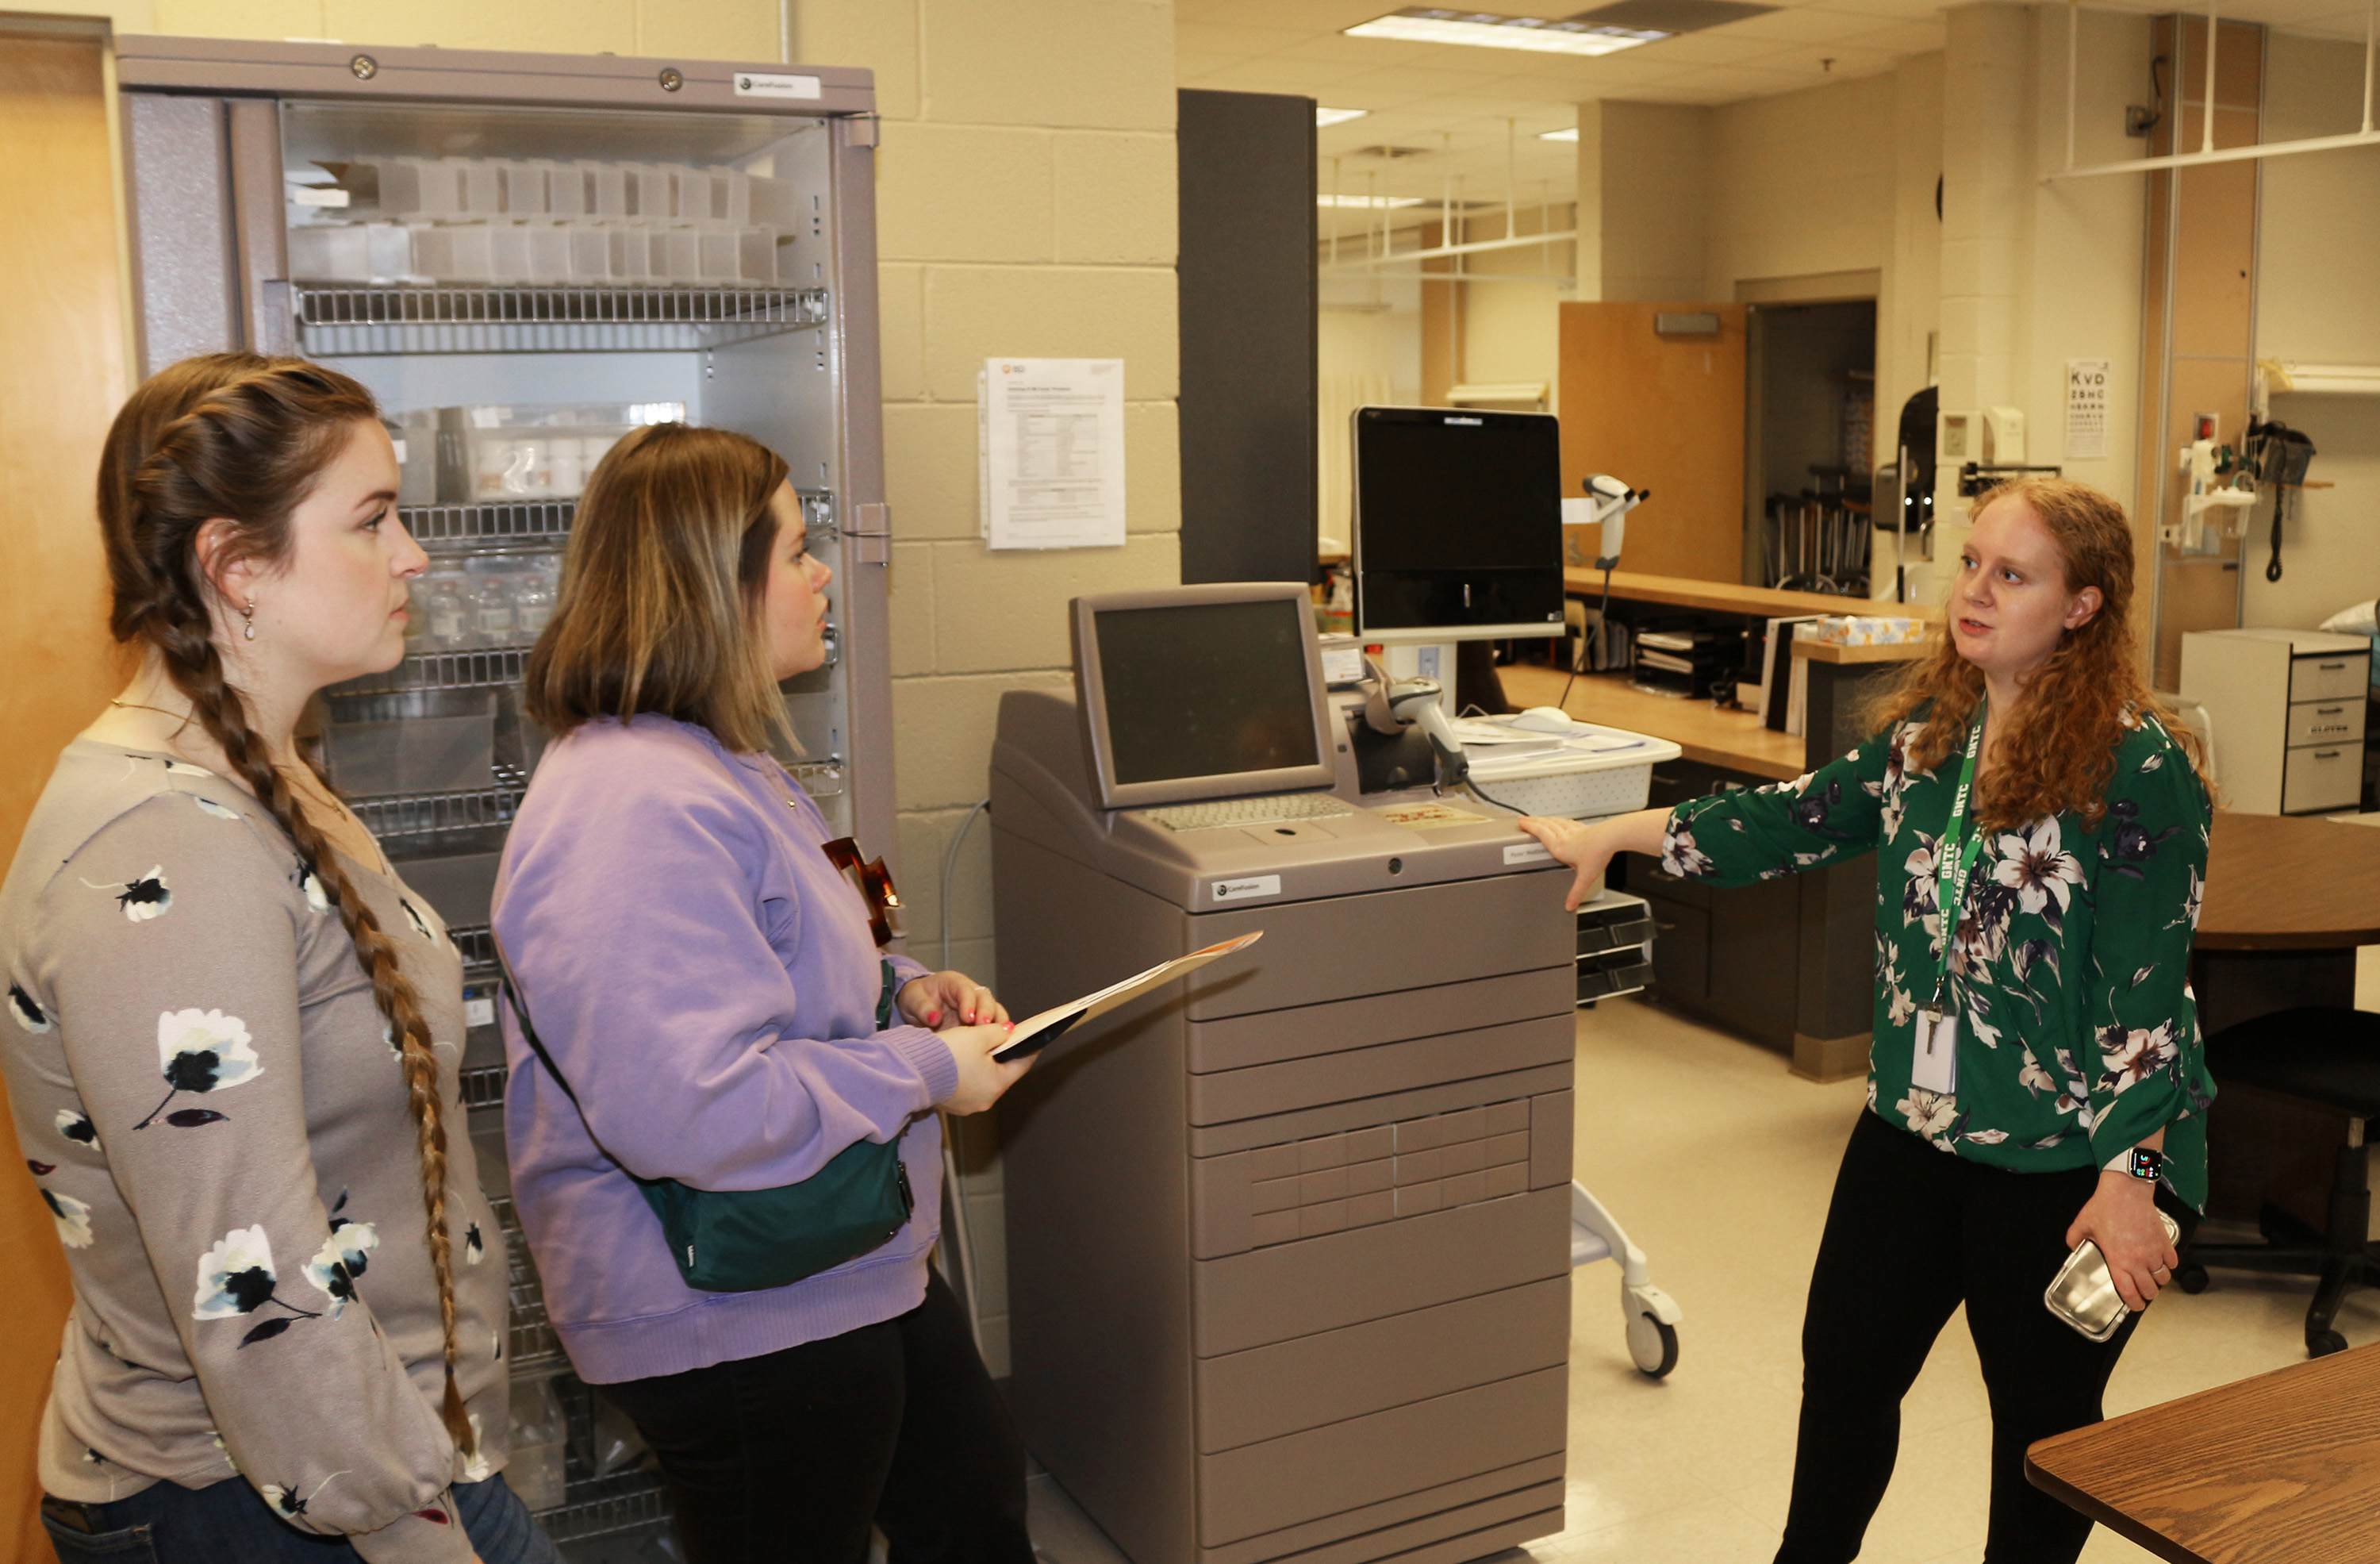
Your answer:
[1864,476,2207,832]
[99,353,475,1455]
[524,424,793,754]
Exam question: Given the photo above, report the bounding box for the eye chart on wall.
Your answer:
[2064,359,2110,461]
[978,358,1127,550]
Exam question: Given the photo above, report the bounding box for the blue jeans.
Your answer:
[40,1473,559,1564]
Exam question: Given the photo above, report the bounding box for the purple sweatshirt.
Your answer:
[492,716,955,1385]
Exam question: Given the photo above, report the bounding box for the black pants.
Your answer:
[600,1273,1031,1564]
[1776,1111,2194,1564]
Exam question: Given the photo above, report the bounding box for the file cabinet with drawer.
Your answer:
[2181,628,2371,815]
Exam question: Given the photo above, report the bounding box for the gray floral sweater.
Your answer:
[1660,712,2215,1209]
[1,740,507,1563]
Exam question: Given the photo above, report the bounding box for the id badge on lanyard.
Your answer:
[1915,714,1988,1096]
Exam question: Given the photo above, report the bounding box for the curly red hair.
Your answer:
[1862,478,2207,832]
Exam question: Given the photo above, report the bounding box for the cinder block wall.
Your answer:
[802,0,1180,1374]
[128,0,1184,1378]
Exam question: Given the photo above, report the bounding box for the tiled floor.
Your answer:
[1532,994,2376,1564]
[1023,993,2378,1564]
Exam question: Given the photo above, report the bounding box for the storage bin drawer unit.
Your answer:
[1576,889,1654,1003]
[2182,628,2374,815]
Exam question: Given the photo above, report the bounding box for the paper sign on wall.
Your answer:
[2065,359,2110,460]
[980,358,1127,550]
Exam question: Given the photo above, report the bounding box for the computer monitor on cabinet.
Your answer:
[1350,405,1567,645]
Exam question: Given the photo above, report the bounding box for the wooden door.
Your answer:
[0,22,129,1558]
[1557,302,1746,583]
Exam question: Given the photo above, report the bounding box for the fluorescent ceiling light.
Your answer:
[1345,7,1669,57]
[1539,126,1580,140]
[1318,194,1427,209]
[1316,106,1370,127]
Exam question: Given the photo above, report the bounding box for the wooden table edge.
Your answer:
[2194,928,2380,951]
[2021,1449,2208,1564]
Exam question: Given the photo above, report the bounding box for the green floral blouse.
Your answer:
[1662,710,2216,1209]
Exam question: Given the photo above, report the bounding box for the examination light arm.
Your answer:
[1582,474,1648,571]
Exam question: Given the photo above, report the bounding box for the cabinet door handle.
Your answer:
[2313,750,2342,759]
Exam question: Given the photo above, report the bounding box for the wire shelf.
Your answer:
[485,1196,564,1370]
[788,761,844,799]
[536,1463,671,1543]
[404,501,575,549]
[450,923,497,974]
[350,765,527,840]
[332,646,533,697]
[460,1063,509,1109]
[294,286,828,354]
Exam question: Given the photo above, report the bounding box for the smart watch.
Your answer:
[2124,1147,2167,1183]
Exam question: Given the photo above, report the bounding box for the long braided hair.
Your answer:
[98,353,475,1456]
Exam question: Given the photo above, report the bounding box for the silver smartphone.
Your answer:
[2043,1209,2182,1342]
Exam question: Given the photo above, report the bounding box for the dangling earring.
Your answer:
[240,599,257,641]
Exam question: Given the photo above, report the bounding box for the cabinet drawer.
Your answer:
[2283,744,2362,814]
[1186,966,1572,1074]
[1196,1365,1567,1545]
[1186,1013,1574,1127]
[1190,871,1572,1020]
[1193,1185,1568,1356]
[2291,653,2371,703]
[1195,1277,1568,1454]
[2286,699,2366,748]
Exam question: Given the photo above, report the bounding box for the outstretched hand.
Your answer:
[1515,808,1672,912]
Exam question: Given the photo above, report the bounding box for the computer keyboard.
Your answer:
[1138,794,1359,832]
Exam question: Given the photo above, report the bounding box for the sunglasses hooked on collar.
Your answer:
[820,837,904,947]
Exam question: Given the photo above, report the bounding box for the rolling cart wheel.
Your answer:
[2175,1264,2209,1295]
[2309,1328,2349,1358]
[1626,1308,1679,1378]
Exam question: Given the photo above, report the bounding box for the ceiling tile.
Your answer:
[1844,19,1947,52]
[1710,7,1912,43]
[1177,20,1309,57]
[1641,31,1796,63]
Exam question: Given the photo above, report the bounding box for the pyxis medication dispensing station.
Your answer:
[990,547,1680,1564]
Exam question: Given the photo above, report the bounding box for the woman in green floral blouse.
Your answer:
[1520,478,2213,1564]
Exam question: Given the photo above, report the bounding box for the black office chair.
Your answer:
[2176,1006,2380,1356]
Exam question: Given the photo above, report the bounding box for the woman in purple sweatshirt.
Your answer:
[493,425,1034,1564]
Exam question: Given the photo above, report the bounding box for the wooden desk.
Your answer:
[2190,812,2380,1226]
[2026,1342,2380,1563]
[2198,811,2380,951]
[1561,567,1942,622]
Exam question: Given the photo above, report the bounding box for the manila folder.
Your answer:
[992,932,1264,1060]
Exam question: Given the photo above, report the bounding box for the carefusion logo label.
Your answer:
[1504,841,1553,867]
[1444,416,1484,426]
[735,71,822,99]
[1211,875,1281,904]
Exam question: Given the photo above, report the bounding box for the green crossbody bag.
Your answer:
[497,943,915,1293]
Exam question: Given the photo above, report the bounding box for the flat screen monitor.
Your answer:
[1070,582,1338,812]
[1351,405,1566,644]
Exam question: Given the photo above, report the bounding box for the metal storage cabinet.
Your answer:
[113,37,893,1554]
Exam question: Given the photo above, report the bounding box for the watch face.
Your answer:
[2129,1149,2163,1178]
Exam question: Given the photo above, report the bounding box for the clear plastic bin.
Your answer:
[288,221,416,283]
[435,402,683,502]
[323,694,496,797]
[387,408,438,505]
[507,1375,568,1515]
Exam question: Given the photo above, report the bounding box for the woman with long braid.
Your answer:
[2,355,551,1564]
